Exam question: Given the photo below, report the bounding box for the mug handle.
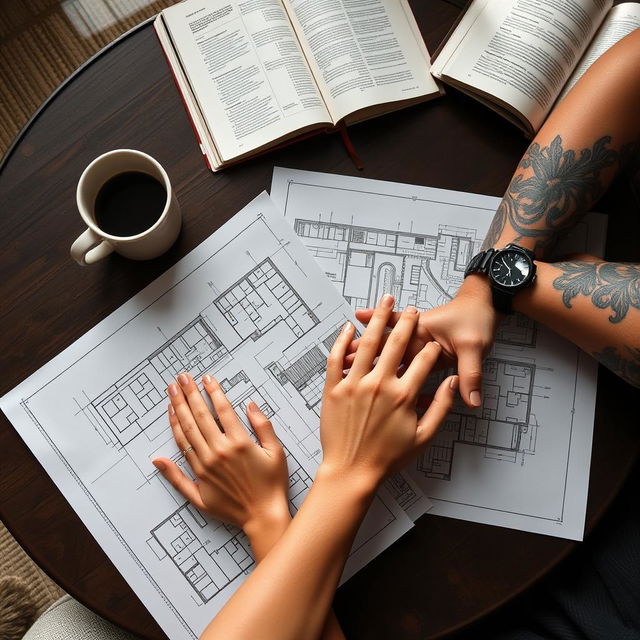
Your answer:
[70,228,114,266]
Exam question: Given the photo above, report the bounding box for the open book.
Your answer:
[431,0,640,136]
[155,0,441,170]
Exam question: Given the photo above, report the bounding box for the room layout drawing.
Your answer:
[294,218,475,310]
[88,317,230,448]
[213,258,319,344]
[292,217,537,348]
[148,504,253,604]
[1,196,419,640]
[417,358,539,481]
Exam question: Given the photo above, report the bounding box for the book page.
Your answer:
[558,2,640,102]
[437,0,612,132]
[162,0,331,161]
[283,0,439,123]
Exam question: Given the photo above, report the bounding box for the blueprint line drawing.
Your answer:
[291,212,537,348]
[1,194,415,640]
[417,358,539,482]
[148,504,253,605]
[271,168,603,540]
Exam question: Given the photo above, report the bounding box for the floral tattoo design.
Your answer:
[552,261,640,323]
[482,135,621,253]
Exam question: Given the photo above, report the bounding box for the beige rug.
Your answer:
[0,520,65,636]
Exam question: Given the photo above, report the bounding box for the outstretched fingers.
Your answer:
[457,347,484,408]
[401,340,443,397]
[202,374,250,441]
[347,308,403,355]
[152,457,207,511]
[168,381,210,459]
[375,306,419,374]
[175,372,221,446]
[247,402,280,450]
[415,375,458,448]
[349,295,395,377]
[325,321,356,389]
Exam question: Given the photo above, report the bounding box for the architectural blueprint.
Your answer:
[0,193,419,640]
[271,168,606,540]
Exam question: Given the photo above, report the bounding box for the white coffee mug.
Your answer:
[71,149,181,265]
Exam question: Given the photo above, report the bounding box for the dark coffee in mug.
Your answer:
[94,171,166,237]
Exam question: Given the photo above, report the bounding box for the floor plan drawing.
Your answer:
[88,317,230,448]
[213,258,319,344]
[293,217,478,311]
[148,504,253,605]
[1,194,416,640]
[417,358,538,481]
[272,168,604,541]
[291,216,537,349]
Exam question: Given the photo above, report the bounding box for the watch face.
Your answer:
[490,249,532,287]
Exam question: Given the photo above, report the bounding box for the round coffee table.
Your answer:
[1,2,639,638]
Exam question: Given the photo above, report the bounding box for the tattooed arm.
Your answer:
[482,28,640,257]
[353,29,640,401]
[514,258,640,388]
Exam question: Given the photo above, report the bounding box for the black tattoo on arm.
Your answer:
[593,346,640,388]
[552,261,640,323]
[481,135,622,254]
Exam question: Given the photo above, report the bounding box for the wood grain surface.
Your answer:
[1,2,638,638]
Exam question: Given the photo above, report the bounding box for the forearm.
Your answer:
[482,29,640,257]
[244,510,346,640]
[201,469,374,640]
[514,260,640,387]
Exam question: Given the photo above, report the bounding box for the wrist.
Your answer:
[315,463,380,503]
[456,273,496,309]
[244,501,291,547]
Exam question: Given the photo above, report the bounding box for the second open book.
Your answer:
[155,0,440,170]
[431,0,640,136]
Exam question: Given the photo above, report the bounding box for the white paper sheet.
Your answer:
[0,193,415,640]
[271,168,606,541]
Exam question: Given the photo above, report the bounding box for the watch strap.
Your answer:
[464,248,496,277]
[465,244,535,314]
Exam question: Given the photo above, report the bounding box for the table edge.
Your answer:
[1,9,637,638]
[0,17,155,175]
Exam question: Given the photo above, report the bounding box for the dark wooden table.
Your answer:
[1,2,639,638]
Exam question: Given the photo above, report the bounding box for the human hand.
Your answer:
[348,276,499,408]
[152,373,290,540]
[319,294,458,490]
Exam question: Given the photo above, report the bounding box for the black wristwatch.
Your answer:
[464,243,536,314]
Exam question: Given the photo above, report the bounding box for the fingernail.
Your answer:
[152,460,165,471]
[248,401,258,412]
[168,403,175,415]
[203,374,212,384]
[470,390,481,407]
[167,383,179,397]
[405,305,418,314]
[178,373,190,387]
[449,376,459,391]
[381,294,393,308]
[342,321,352,333]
